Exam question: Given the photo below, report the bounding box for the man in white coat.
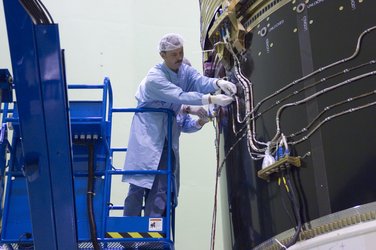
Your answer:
[122,33,236,217]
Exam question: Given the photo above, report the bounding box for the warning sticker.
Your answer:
[148,218,163,231]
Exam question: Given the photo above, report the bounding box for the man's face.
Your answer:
[160,47,184,72]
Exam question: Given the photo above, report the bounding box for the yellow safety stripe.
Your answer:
[107,232,123,238]
[128,232,143,238]
[106,232,165,239]
[148,232,164,238]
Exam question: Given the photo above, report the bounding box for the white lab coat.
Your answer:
[122,62,217,193]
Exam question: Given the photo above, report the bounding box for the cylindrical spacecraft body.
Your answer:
[199,0,376,249]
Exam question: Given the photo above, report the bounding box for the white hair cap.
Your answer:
[159,33,184,52]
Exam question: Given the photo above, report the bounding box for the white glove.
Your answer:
[211,94,234,106]
[184,106,208,119]
[216,79,237,96]
[202,94,234,106]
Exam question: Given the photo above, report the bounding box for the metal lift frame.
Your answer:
[2,0,78,248]
[0,78,175,250]
[1,0,175,248]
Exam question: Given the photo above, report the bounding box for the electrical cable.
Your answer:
[87,143,100,250]
[31,0,48,23]
[283,169,302,248]
[210,163,219,250]
[227,26,376,159]
[19,0,40,24]
[246,25,376,120]
[255,60,375,120]
[17,232,33,249]
[204,38,269,157]
[274,238,287,249]
[228,43,267,150]
[278,176,296,227]
[288,89,376,139]
[36,0,54,23]
[292,166,310,226]
[210,111,221,250]
[291,99,376,146]
[209,25,376,162]
[271,70,376,145]
[19,0,52,24]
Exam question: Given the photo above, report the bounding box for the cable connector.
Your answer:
[258,156,301,181]
[262,142,275,169]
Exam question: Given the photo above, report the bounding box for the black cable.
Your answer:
[19,0,39,24]
[283,170,302,248]
[32,0,49,23]
[25,0,46,24]
[30,0,45,23]
[18,0,52,24]
[277,175,295,227]
[292,167,310,225]
[35,0,54,23]
[17,233,34,249]
[87,143,100,250]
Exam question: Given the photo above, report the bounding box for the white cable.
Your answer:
[274,238,287,249]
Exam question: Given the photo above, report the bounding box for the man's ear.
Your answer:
[160,51,166,59]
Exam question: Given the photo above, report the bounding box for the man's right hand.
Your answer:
[210,94,234,106]
[202,94,234,106]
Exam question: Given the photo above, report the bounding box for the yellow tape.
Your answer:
[128,232,143,238]
[107,232,122,238]
[148,232,163,238]
[106,232,165,239]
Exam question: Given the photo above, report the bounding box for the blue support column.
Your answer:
[3,1,78,249]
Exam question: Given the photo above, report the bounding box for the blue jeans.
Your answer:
[123,142,175,217]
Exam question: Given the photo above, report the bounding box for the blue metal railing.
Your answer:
[69,78,175,247]
[104,78,175,246]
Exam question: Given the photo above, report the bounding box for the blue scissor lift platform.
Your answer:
[0,78,175,250]
[0,1,175,248]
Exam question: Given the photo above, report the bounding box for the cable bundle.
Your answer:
[19,0,54,24]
